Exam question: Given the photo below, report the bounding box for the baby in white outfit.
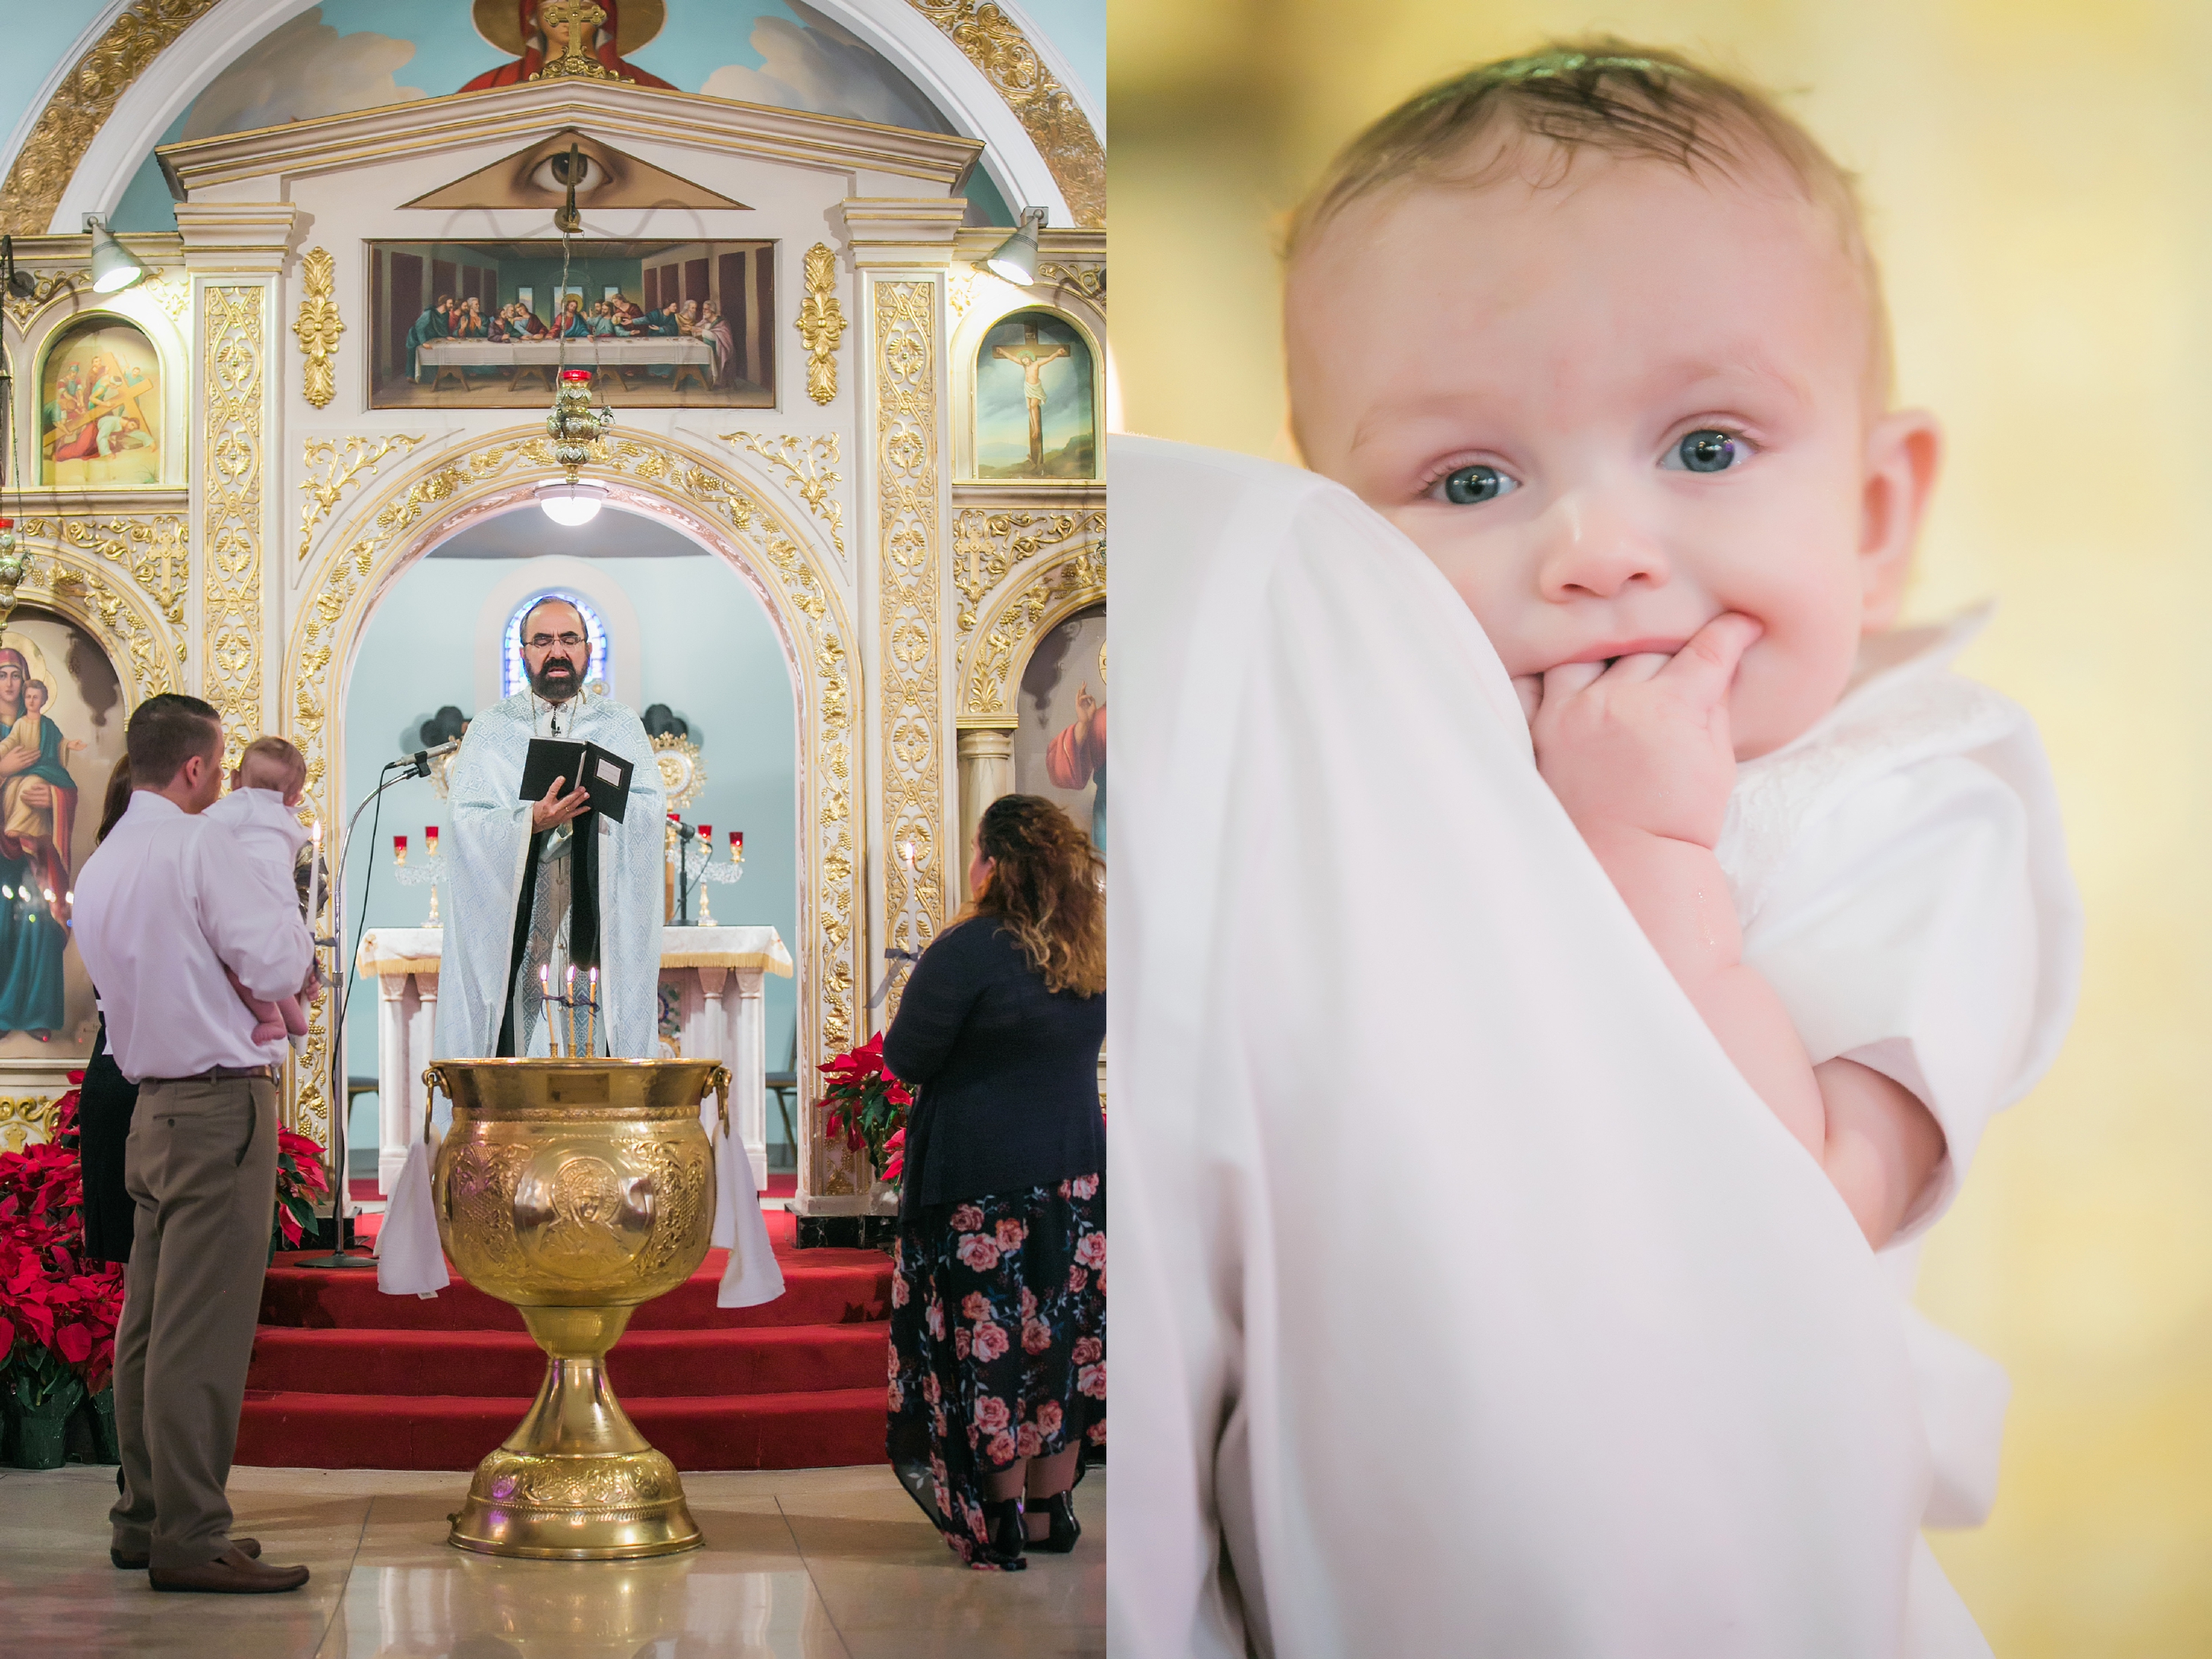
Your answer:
[1284,41,2083,1640]
[204,735,318,1044]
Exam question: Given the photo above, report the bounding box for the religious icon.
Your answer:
[462,0,674,90]
[370,239,771,408]
[974,309,1095,479]
[1014,605,1106,853]
[39,321,161,489]
[0,613,121,1055]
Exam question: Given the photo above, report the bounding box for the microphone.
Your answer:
[402,737,463,778]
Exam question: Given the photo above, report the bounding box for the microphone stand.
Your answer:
[297,756,433,1271]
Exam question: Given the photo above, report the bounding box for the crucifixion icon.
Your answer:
[991,321,1070,473]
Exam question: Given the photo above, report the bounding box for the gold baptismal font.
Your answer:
[425,1056,729,1558]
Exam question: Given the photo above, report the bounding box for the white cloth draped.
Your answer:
[434,689,665,1063]
[1108,437,1950,1658]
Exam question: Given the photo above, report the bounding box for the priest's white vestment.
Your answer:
[436,687,665,1061]
[1109,437,1979,1658]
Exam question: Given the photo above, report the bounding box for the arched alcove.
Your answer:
[970,307,1097,480]
[36,315,163,488]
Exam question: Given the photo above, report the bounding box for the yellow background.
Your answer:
[1113,2,2212,1649]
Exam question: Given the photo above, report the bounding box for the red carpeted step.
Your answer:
[235,1387,889,1473]
[259,1246,890,1332]
[246,1323,890,1398]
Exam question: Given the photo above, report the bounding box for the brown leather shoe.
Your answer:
[114,1538,259,1570]
[149,1545,307,1594]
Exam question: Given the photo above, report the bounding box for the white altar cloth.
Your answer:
[356,924,793,1193]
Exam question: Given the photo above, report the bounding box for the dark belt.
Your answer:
[142,1065,275,1085]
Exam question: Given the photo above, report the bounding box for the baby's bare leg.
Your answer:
[224,965,289,1044]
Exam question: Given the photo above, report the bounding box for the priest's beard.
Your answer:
[529,655,581,702]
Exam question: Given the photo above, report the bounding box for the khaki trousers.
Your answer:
[107,1075,279,1568]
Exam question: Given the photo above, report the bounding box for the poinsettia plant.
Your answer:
[0,1078,124,1401]
[271,1128,330,1255]
[818,1033,912,1190]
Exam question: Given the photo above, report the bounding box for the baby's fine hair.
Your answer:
[239,734,308,795]
[25,680,46,700]
[1286,41,1891,402]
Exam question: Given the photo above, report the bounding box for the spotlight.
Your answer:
[984,206,1048,286]
[86,216,147,295]
[537,479,606,527]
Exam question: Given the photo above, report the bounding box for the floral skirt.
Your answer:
[887,1174,1106,1570]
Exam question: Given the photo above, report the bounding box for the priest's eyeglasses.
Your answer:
[524,631,588,651]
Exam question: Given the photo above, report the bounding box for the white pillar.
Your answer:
[376,972,409,1194]
[730,966,768,1188]
[956,723,1017,904]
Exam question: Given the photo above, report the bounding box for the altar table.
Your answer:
[355,925,793,1194]
[414,336,714,394]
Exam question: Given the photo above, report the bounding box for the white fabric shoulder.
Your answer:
[1715,610,2083,1239]
[204,787,311,857]
[1109,435,1940,1659]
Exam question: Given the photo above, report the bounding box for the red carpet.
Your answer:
[238,1209,893,1470]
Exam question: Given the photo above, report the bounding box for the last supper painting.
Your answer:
[368,239,776,408]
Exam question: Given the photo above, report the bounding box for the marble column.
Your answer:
[956,723,1017,905]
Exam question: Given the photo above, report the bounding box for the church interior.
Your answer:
[0,0,1105,1650]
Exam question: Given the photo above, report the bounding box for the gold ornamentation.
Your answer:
[966,534,1106,718]
[796,245,846,406]
[721,430,844,556]
[906,0,1104,229]
[141,271,192,323]
[299,435,424,563]
[1036,261,1105,311]
[2,269,92,328]
[947,264,982,319]
[8,518,184,702]
[291,247,343,409]
[0,1096,61,1153]
[652,733,706,807]
[285,428,861,1188]
[527,0,626,83]
[202,286,265,778]
[429,1059,719,1557]
[953,504,1104,643]
[874,280,944,1036]
[0,0,226,237]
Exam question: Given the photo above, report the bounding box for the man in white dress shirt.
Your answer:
[73,695,315,1594]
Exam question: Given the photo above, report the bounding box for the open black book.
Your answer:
[518,737,635,823]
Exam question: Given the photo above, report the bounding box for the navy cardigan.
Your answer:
[882,918,1105,1216]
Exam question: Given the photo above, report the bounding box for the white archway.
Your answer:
[42,0,1074,234]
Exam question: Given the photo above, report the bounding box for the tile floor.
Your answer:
[0,1462,1103,1657]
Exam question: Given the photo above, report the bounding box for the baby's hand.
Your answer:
[1525,612,1761,849]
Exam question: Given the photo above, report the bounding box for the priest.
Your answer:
[436,596,663,1060]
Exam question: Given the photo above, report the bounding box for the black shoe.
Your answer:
[980,1496,1027,1565]
[1025,1490,1081,1553]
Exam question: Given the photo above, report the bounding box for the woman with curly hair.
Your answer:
[884,794,1106,1570]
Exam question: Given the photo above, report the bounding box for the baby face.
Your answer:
[23,686,44,716]
[1287,148,1938,759]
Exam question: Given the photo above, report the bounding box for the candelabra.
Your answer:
[670,823,745,925]
[537,963,603,1056]
[393,828,444,928]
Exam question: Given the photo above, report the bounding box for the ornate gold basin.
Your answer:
[425,1056,728,1560]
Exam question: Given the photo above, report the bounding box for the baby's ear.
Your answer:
[1858,409,1941,633]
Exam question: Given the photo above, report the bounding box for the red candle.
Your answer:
[696,823,711,845]
[561,368,592,382]
[393,834,407,862]
[425,825,440,853]
[730,831,743,856]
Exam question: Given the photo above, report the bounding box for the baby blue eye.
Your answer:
[1669,429,1745,473]
[1438,464,1516,505]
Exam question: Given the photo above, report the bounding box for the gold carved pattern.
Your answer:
[874,279,944,1030]
[2,270,93,329]
[299,435,424,562]
[0,0,226,236]
[952,505,1103,642]
[721,430,845,556]
[796,245,846,406]
[906,0,1105,229]
[285,430,862,1182]
[1036,261,1105,312]
[947,265,982,320]
[0,1097,61,1153]
[141,271,192,323]
[966,535,1106,718]
[6,516,187,703]
[202,286,265,774]
[292,247,344,409]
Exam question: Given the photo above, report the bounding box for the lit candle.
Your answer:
[425,825,440,856]
[901,840,915,872]
[393,833,408,865]
[565,964,577,1057]
[696,824,711,851]
[730,830,743,859]
[587,966,599,1056]
[310,819,323,937]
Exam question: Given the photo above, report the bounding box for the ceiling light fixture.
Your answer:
[984,206,1048,286]
[536,477,607,527]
